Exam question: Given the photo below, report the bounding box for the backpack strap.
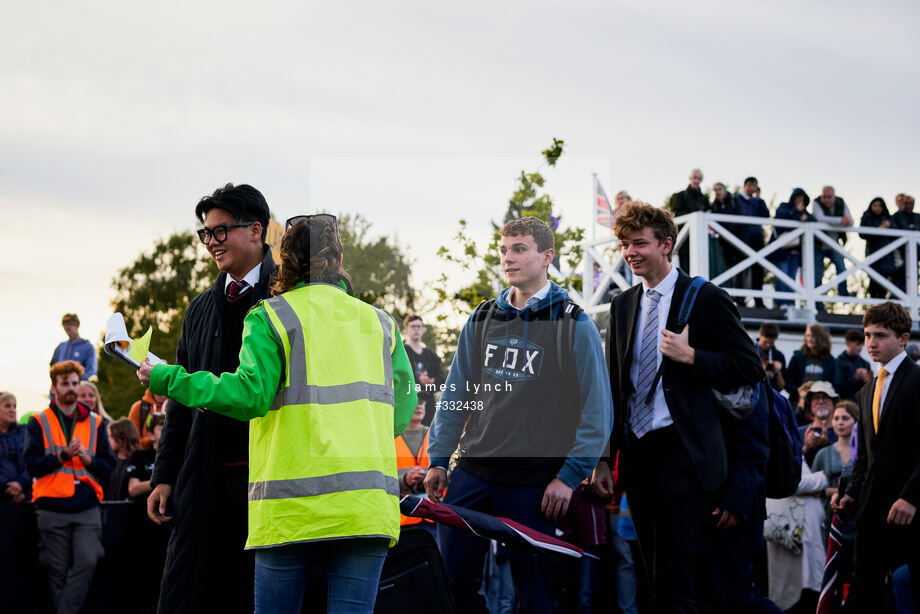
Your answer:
[643,276,706,405]
[139,401,151,432]
[472,299,499,370]
[556,301,582,377]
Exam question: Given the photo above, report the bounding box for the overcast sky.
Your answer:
[2,0,918,415]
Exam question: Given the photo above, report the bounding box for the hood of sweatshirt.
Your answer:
[494,279,570,314]
[788,187,810,207]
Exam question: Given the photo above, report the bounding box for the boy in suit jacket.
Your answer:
[832,301,920,610]
[591,202,770,613]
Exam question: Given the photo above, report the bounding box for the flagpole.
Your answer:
[585,174,598,307]
[591,173,598,243]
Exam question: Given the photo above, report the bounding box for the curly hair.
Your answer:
[801,323,832,360]
[863,301,912,337]
[613,202,678,260]
[49,360,84,385]
[499,217,554,252]
[271,216,347,296]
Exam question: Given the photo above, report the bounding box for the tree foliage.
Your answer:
[339,213,416,318]
[96,216,415,417]
[430,138,584,364]
[436,138,584,311]
[96,232,217,417]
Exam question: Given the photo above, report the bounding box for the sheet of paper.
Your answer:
[129,327,152,364]
[103,313,165,369]
[104,312,131,346]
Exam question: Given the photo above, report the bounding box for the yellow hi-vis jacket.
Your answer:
[150,281,418,549]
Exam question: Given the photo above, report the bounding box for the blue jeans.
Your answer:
[821,246,849,295]
[893,564,916,614]
[254,537,389,614]
[772,253,800,306]
[483,541,514,614]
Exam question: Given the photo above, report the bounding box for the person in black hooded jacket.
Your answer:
[771,188,816,307]
[148,184,275,614]
[860,196,896,298]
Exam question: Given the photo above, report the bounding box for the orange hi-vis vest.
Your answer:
[395,429,433,526]
[31,407,104,503]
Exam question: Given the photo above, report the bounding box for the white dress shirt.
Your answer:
[629,266,679,433]
[877,350,907,421]
[224,262,262,293]
[510,280,551,311]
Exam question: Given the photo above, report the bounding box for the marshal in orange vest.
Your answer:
[395,429,435,526]
[31,407,104,503]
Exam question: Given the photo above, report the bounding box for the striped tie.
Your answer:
[227,280,252,303]
[631,289,661,439]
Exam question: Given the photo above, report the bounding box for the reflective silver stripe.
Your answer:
[266,295,306,410]
[248,470,399,502]
[277,381,394,406]
[266,297,395,410]
[263,301,283,350]
[87,414,97,453]
[37,412,55,450]
[270,295,305,387]
[373,308,394,393]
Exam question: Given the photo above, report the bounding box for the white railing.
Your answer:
[559,211,920,320]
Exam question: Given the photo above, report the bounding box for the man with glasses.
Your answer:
[148,183,274,614]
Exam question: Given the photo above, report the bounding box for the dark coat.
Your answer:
[891,210,920,231]
[849,358,920,531]
[837,350,872,402]
[606,270,764,493]
[771,188,815,258]
[151,248,275,614]
[783,350,841,406]
[668,186,709,217]
[0,423,29,500]
[859,208,895,274]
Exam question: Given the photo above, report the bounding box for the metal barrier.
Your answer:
[561,211,920,320]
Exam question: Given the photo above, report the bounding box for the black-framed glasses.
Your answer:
[197,222,255,244]
[285,213,337,232]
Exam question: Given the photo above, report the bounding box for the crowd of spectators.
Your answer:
[0,314,172,614]
[753,317,919,613]
[4,175,920,614]
[665,170,919,308]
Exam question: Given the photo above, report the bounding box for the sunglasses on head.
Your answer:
[285,214,337,232]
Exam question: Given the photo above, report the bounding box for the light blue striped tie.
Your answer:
[631,289,661,438]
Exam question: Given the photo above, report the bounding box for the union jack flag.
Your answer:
[817,511,846,613]
[595,176,616,229]
[399,495,583,558]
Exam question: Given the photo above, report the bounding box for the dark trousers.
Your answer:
[699,548,783,614]
[622,426,709,614]
[36,507,104,614]
[206,464,253,612]
[159,464,254,614]
[438,466,555,614]
[847,512,920,611]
